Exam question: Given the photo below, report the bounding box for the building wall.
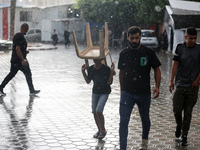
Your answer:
[14,7,42,32]
[17,0,75,7]
[0,8,2,39]
[0,0,75,7]
[0,7,9,40]
[0,3,83,42]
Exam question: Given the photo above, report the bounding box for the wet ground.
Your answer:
[0,44,200,150]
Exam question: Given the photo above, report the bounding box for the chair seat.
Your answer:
[78,46,109,59]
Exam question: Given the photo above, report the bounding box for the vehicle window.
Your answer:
[36,30,41,33]
[142,31,155,37]
[28,30,34,34]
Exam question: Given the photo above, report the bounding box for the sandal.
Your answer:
[93,132,100,138]
[98,132,107,139]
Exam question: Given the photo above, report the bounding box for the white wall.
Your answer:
[41,19,51,41]
[0,4,84,42]
[172,30,184,54]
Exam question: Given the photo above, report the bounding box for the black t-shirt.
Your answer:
[88,64,111,94]
[11,32,27,64]
[173,43,200,87]
[118,45,161,94]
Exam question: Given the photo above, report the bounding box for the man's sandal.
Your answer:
[98,132,107,139]
[93,132,100,138]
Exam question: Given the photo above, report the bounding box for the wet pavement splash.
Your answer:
[0,45,200,150]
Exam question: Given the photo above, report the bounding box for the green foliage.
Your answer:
[185,0,200,1]
[75,0,168,32]
[76,0,130,23]
[134,0,169,24]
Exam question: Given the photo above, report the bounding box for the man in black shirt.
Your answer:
[118,26,161,150]
[0,23,40,96]
[64,30,70,47]
[169,27,200,146]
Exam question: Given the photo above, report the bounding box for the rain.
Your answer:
[0,0,200,149]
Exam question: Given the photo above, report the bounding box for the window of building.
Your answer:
[20,11,32,21]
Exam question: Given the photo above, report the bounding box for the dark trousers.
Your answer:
[173,87,199,135]
[0,62,35,92]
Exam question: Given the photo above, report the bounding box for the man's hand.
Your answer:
[169,81,174,93]
[22,59,28,66]
[192,80,199,88]
[153,87,159,98]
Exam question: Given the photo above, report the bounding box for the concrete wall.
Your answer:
[68,19,84,43]
[0,4,84,42]
[14,7,42,32]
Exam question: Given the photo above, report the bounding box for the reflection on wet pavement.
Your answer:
[0,45,200,149]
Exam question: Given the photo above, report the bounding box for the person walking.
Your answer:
[169,27,200,146]
[118,26,161,150]
[51,29,58,46]
[81,59,115,139]
[64,30,70,47]
[0,23,40,97]
[121,29,128,48]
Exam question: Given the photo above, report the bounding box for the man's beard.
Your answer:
[129,41,140,48]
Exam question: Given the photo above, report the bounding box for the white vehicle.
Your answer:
[25,29,42,42]
[141,30,158,49]
[0,39,13,50]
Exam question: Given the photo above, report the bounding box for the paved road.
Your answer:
[0,45,200,150]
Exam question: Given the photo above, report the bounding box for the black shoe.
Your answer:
[175,125,181,138]
[30,90,40,96]
[181,135,188,146]
[0,88,6,96]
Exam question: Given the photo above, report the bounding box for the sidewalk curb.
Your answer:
[27,43,58,50]
[28,46,58,50]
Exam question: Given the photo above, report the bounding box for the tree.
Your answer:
[133,0,168,25]
[75,0,168,31]
[75,0,169,49]
[10,0,17,41]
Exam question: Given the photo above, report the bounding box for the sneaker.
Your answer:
[30,90,40,96]
[175,125,181,138]
[181,135,188,146]
[139,139,148,150]
[0,88,6,96]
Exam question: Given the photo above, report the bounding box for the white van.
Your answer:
[25,29,42,42]
[141,30,158,49]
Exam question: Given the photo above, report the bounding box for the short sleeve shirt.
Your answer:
[118,45,161,94]
[173,43,200,87]
[11,32,27,64]
[88,64,111,94]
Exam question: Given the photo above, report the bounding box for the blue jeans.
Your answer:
[119,91,151,150]
[92,93,109,113]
